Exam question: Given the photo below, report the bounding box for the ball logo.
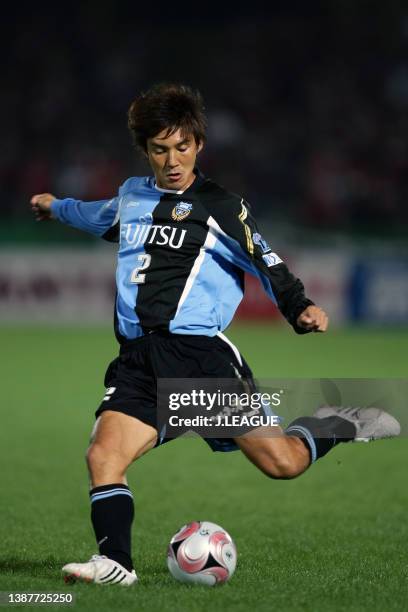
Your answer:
[171,201,193,221]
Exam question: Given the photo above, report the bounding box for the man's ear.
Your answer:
[197,141,204,154]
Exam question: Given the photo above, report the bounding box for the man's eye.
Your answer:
[178,147,188,152]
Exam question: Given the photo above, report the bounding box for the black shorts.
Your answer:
[95,331,258,453]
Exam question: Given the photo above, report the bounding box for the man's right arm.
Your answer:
[30,192,120,241]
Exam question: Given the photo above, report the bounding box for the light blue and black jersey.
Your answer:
[51,170,313,342]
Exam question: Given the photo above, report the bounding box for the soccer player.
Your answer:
[31,83,400,586]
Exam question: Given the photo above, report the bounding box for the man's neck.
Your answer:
[154,172,196,194]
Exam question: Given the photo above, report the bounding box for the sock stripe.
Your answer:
[90,483,130,495]
[90,486,131,497]
[91,489,133,503]
[286,425,317,463]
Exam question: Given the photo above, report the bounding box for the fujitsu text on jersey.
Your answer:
[120,223,187,249]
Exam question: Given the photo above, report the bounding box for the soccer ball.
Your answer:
[167,521,237,586]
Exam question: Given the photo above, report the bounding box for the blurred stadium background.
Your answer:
[1,1,408,326]
[1,3,407,610]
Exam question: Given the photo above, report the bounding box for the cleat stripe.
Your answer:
[99,566,118,581]
[103,569,123,583]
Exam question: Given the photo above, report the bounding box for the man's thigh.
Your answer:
[96,342,159,430]
[90,410,158,462]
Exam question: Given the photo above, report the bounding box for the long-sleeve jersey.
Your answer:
[51,170,313,343]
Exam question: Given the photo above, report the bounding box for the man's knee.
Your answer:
[86,412,158,484]
[86,442,128,479]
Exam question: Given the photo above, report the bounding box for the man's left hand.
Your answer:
[296,305,328,332]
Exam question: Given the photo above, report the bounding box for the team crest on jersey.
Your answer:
[171,201,193,221]
[253,232,272,254]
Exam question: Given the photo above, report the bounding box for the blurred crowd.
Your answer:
[2,3,408,236]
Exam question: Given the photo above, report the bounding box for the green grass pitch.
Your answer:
[0,324,407,612]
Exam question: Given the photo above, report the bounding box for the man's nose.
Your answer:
[166,150,178,168]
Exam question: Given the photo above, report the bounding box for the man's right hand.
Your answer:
[30,193,56,221]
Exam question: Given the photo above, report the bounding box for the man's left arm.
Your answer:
[264,260,328,334]
[208,196,328,334]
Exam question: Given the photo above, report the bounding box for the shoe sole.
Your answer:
[63,571,137,586]
[63,572,92,584]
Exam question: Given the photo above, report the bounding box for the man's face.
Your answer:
[146,128,203,191]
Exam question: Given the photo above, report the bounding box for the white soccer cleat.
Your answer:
[62,555,137,586]
[314,406,401,442]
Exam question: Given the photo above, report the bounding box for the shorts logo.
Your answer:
[171,201,193,221]
[103,387,116,401]
[253,232,272,254]
[262,253,283,267]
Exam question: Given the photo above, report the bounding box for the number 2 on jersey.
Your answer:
[130,254,151,284]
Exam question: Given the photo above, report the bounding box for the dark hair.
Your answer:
[127,83,207,153]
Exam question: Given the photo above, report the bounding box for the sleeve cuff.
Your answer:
[50,198,65,221]
[290,299,315,334]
